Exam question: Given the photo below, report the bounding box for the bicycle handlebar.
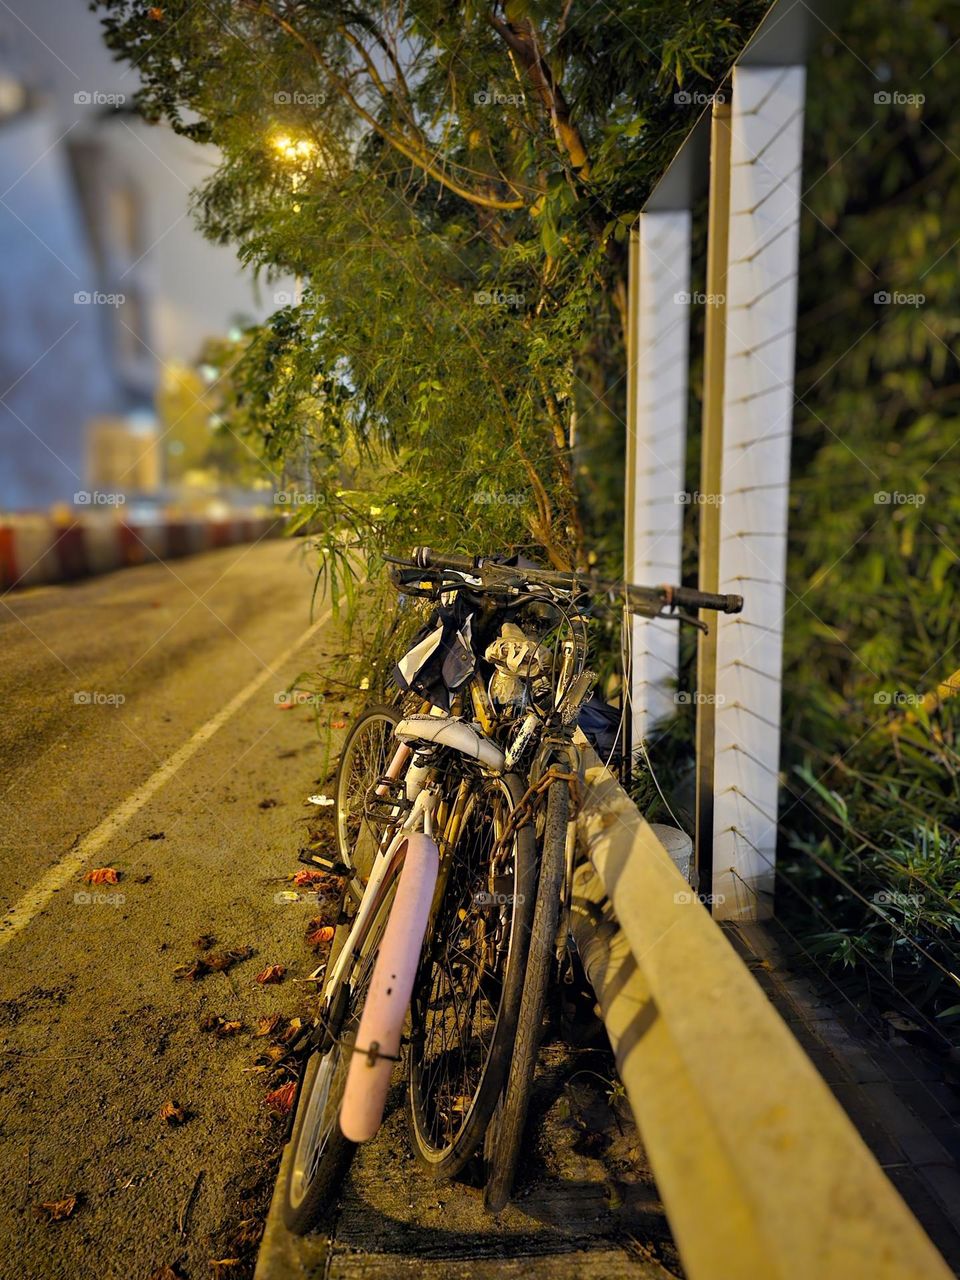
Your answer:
[394,546,744,616]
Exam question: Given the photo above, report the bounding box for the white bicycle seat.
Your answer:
[395,715,505,772]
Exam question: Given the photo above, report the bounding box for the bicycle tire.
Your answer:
[407,771,536,1178]
[483,777,569,1212]
[282,886,394,1234]
[335,704,401,895]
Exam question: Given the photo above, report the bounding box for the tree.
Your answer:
[97,0,764,574]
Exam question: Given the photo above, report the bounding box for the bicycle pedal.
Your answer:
[297,847,352,877]
[363,775,412,824]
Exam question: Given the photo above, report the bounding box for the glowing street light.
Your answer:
[270,133,316,164]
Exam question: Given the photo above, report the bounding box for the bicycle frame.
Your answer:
[322,771,437,1003]
[324,724,491,1144]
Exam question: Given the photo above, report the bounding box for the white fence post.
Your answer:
[626,210,692,747]
[712,64,806,920]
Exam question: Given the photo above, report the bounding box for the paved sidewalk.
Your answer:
[729,920,960,1274]
[255,1043,681,1280]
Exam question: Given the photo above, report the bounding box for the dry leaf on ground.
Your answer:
[254,1013,283,1038]
[292,868,328,888]
[34,1194,77,1222]
[263,1081,297,1114]
[85,868,119,885]
[159,1101,186,1125]
[200,1015,243,1037]
[279,1017,302,1044]
[255,964,286,985]
[207,946,254,972]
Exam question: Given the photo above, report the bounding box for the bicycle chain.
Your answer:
[490,764,582,861]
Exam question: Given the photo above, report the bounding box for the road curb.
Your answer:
[254,1141,328,1280]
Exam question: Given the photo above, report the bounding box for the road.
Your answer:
[0,540,680,1280]
[0,540,348,1280]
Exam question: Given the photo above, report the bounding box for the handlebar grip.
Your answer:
[677,588,743,614]
[412,546,477,573]
[625,582,744,615]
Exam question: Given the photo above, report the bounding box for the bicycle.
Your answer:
[282,547,741,1229]
[283,683,536,1230]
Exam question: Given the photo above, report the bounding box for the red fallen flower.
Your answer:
[85,867,119,885]
[264,1081,297,1114]
[293,869,325,887]
[255,964,286,985]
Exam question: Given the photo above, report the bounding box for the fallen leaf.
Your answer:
[306,794,334,807]
[206,946,254,972]
[279,1017,302,1044]
[254,1045,286,1065]
[258,798,279,810]
[174,960,209,982]
[255,964,286,985]
[159,1100,186,1125]
[254,1013,283,1038]
[234,1217,261,1247]
[882,1011,921,1033]
[146,832,165,841]
[194,934,217,951]
[296,870,342,897]
[85,867,119,885]
[306,926,335,947]
[199,1014,244,1037]
[34,1194,77,1222]
[293,869,327,887]
[331,721,347,729]
[264,1081,297,1114]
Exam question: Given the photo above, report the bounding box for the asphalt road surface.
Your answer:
[0,540,350,1280]
[0,540,679,1280]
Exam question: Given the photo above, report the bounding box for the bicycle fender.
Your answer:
[339,833,439,1143]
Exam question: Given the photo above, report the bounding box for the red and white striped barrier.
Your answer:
[0,513,284,592]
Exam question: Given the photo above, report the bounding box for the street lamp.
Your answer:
[270,133,316,164]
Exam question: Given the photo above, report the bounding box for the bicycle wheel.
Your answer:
[335,704,401,895]
[407,772,536,1179]
[483,777,569,1212]
[283,889,393,1234]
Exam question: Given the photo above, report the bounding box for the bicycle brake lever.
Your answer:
[672,608,708,632]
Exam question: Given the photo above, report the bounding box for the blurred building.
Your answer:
[0,2,292,512]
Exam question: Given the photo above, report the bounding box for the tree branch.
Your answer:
[487,12,591,178]
[245,2,527,210]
